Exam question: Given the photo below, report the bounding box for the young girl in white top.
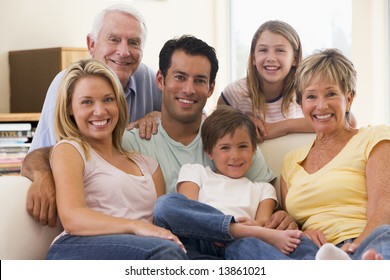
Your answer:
[46,59,186,260]
[154,106,302,259]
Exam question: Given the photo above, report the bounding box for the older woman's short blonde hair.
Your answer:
[54,59,129,158]
[295,48,357,105]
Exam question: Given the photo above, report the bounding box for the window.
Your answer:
[230,0,352,81]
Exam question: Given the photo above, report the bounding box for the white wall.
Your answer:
[0,0,227,114]
[351,0,389,126]
[0,0,388,126]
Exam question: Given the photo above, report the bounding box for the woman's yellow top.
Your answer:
[282,125,390,244]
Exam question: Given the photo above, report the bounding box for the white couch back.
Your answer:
[259,133,316,203]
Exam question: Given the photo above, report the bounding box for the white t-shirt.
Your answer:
[122,123,275,193]
[177,163,277,219]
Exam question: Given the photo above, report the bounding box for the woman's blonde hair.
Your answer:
[54,59,129,158]
[295,48,356,105]
[246,20,302,119]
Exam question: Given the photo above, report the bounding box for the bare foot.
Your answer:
[267,230,302,255]
[362,249,383,260]
[230,223,302,255]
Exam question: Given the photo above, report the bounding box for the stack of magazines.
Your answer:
[0,123,33,175]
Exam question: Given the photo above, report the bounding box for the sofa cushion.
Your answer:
[0,176,62,260]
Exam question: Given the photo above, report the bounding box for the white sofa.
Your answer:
[0,176,62,260]
[259,133,316,203]
[0,133,315,260]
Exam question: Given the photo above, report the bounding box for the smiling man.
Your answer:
[29,4,162,152]
[122,35,275,193]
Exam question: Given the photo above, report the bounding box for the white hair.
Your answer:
[89,4,147,45]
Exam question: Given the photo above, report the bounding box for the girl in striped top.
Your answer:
[218,20,312,142]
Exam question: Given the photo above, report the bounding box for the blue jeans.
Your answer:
[242,225,390,260]
[155,194,390,260]
[154,193,315,260]
[346,225,390,260]
[46,233,188,260]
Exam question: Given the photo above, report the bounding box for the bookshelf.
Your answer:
[0,113,40,176]
[0,113,40,122]
[9,47,90,113]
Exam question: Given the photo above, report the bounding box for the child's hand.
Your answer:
[249,116,267,142]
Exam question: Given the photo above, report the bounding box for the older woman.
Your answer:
[280,48,390,260]
[240,49,390,260]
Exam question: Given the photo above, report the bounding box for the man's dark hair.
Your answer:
[159,35,219,85]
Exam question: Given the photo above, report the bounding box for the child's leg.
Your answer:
[154,193,235,241]
[229,223,302,255]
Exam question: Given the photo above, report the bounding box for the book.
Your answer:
[0,137,29,144]
[0,130,32,138]
[0,123,32,131]
[0,142,31,148]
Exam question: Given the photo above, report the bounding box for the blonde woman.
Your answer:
[46,59,186,260]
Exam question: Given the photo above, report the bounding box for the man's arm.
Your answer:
[264,210,298,230]
[21,147,57,227]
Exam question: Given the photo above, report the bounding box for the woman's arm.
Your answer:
[264,118,314,140]
[152,165,165,198]
[345,140,390,253]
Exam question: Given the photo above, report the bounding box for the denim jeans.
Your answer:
[46,233,188,260]
[346,225,390,260]
[154,193,316,260]
[155,193,390,260]
[246,224,390,260]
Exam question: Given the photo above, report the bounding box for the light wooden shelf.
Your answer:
[0,113,40,122]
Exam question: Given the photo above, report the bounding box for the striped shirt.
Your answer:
[221,78,303,123]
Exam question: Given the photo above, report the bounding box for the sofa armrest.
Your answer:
[0,176,62,260]
[259,133,316,204]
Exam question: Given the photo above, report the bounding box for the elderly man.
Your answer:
[30,4,161,152]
